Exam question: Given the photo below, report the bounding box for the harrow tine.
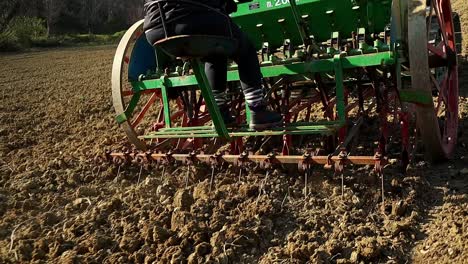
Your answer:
[373,151,386,212]
[209,166,216,192]
[334,150,347,199]
[137,165,143,185]
[161,166,166,180]
[257,170,271,204]
[280,190,289,210]
[303,167,309,197]
[117,165,122,180]
[185,165,191,189]
[341,172,345,199]
[238,168,243,183]
[381,171,385,209]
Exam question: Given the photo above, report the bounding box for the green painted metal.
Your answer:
[245,103,252,124]
[117,0,401,144]
[191,59,230,139]
[333,55,346,122]
[399,89,433,106]
[141,124,340,139]
[116,113,128,124]
[230,127,337,137]
[161,126,215,132]
[159,76,172,128]
[287,0,309,46]
[131,52,395,92]
[231,0,392,50]
[125,93,141,117]
[158,119,344,133]
[115,92,141,124]
[141,133,219,139]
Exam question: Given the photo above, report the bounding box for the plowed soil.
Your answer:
[0,2,467,263]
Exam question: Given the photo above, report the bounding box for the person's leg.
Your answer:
[146,17,231,112]
[228,23,283,129]
[148,12,282,129]
[175,13,282,129]
[204,55,236,124]
[171,13,239,123]
[204,56,228,107]
[229,28,264,109]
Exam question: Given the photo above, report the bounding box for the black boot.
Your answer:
[249,105,283,130]
[219,106,237,126]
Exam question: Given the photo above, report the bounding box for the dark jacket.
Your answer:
[143,0,237,32]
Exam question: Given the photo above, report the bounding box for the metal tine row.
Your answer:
[95,149,387,204]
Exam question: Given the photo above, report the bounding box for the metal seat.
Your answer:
[154,35,238,58]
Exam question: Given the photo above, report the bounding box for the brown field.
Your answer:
[0,2,467,263]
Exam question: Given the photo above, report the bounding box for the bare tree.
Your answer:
[43,0,63,36]
[2,0,145,35]
[0,0,21,32]
[82,0,104,34]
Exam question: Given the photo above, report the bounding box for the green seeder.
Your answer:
[109,0,459,174]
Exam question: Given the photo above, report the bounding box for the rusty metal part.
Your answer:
[373,151,386,174]
[182,151,198,166]
[209,152,224,167]
[234,151,250,168]
[107,151,386,168]
[334,149,348,175]
[373,150,386,206]
[159,151,175,166]
[133,151,152,165]
[260,152,279,170]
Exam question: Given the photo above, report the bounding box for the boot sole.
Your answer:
[249,121,283,131]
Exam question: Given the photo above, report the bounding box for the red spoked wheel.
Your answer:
[408,0,459,161]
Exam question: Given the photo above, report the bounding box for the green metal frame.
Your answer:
[191,59,230,139]
[126,51,395,140]
[132,52,394,91]
[119,0,399,141]
[231,0,391,50]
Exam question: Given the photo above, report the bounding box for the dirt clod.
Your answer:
[173,189,194,210]
[0,12,467,262]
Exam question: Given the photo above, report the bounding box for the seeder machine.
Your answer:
[104,0,459,189]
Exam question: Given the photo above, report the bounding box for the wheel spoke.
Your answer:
[439,0,457,50]
[439,71,450,104]
[447,70,458,113]
[430,72,443,92]
[122,90,134,97]
[427,43,446,59]
[135,30,143,38]
[426,2,434,39]
[432,71,449,113]
[432,0,449,47]
[123,89,161,97]
[131,92,160,129]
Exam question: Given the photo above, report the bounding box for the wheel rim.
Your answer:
[112,20,150,150]
[408,0,459,161]
[112,22,226,151]
[428,0,459,156]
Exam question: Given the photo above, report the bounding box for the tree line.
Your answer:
[0,0,145,35]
